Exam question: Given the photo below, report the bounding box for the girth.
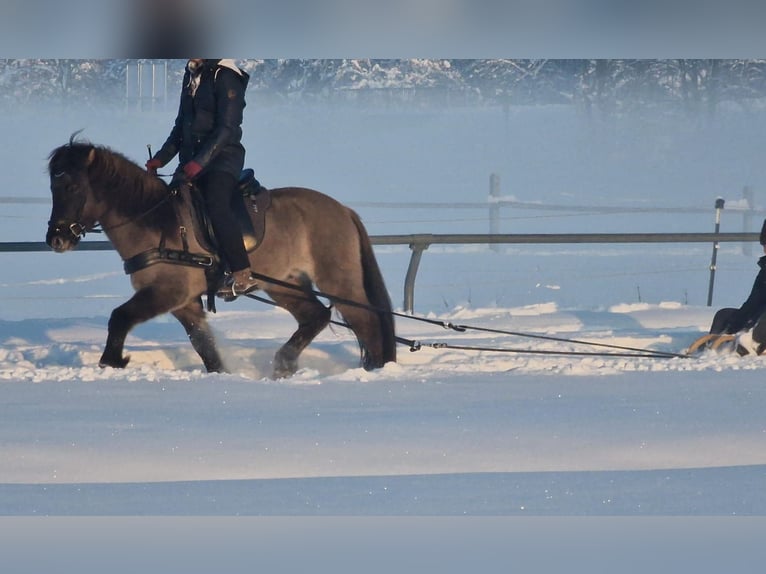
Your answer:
[122,226,222,312]
[123,247,215,275]
[123,219,216,275]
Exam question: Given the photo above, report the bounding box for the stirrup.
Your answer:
[216,273,258,301]
[232,280,259,297]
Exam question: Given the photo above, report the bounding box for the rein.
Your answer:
[79,187,179,237]
[50,158,179,242]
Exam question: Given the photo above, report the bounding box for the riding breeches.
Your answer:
[197,170,250,273]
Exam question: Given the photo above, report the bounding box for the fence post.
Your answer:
[743,185,753,256]
[489,173,501,252]
[403,236,432,314]
[707,197,725,307]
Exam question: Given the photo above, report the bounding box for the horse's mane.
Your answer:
[48,139,178,233]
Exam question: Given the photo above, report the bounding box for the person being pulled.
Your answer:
[146,58,258,299]
[709,218,766,355]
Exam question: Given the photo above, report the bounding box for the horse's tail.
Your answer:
[350,209,397,365]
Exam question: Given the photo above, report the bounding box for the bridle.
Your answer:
[47,170,95,242]
[47,219,92,241]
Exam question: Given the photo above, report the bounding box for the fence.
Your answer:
[2,177,763,312]
[0,230,758,314]
[354,176,766,246]
[125,60,170,112]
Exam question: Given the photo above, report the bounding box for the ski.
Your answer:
[686,333,736,355]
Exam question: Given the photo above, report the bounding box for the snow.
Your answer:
[1,96,766,568]
[3,297,765,515]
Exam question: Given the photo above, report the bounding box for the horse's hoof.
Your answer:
[99,354,130,369]
[273,350,298,378]
[362,352,385,371]
[272,365,295,379]
[272,359,297,379]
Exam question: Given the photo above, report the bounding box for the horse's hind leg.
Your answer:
[100,285,180,369]
[172,298,225,373]
[268,288,331,378]
[334,302,386,370]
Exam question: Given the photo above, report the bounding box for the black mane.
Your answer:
[48,140,178,233]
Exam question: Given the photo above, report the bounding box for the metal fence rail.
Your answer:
[2,231,757,313]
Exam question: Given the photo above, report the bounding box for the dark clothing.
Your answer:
[198,170,250,272]
[152,59,252,273]
[712,256,766,334]
[154,60,250,178]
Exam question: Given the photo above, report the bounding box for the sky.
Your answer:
[4,1,766,56]
[2,76,766,568]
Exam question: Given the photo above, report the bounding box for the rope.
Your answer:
[425,323,688,359]
[241,275,689,360]
[245,291,414,347]
[402,342,680,359]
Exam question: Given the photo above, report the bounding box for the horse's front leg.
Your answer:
[99,285,180,369]
[172,298,226,373]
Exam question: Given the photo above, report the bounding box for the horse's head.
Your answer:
[46,139,99,252]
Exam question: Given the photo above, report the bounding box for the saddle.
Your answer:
[189,168,272,256]
[189,169,271,312]
[122,169,271,314]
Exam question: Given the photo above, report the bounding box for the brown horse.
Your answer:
[45,138,396,377]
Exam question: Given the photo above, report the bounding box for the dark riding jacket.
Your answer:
[713,218,766,334]
[719,255,766,333]
[154,59,250,178]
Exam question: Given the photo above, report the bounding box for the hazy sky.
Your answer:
[2,2,766,56]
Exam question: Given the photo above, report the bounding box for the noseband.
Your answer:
[47,220,91,241]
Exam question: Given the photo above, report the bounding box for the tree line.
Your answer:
[2,59,766,112]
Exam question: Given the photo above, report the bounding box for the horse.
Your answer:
[45,138,397,377]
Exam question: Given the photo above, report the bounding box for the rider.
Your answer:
[146,58,258,299]
[709,218,766,353]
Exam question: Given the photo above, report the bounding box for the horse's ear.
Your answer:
[87,147,96,166]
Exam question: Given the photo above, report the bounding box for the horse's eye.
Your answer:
[51,179,76,197]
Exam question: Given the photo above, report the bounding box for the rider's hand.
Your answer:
[145,158,162,175]
[183,161,203,180]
